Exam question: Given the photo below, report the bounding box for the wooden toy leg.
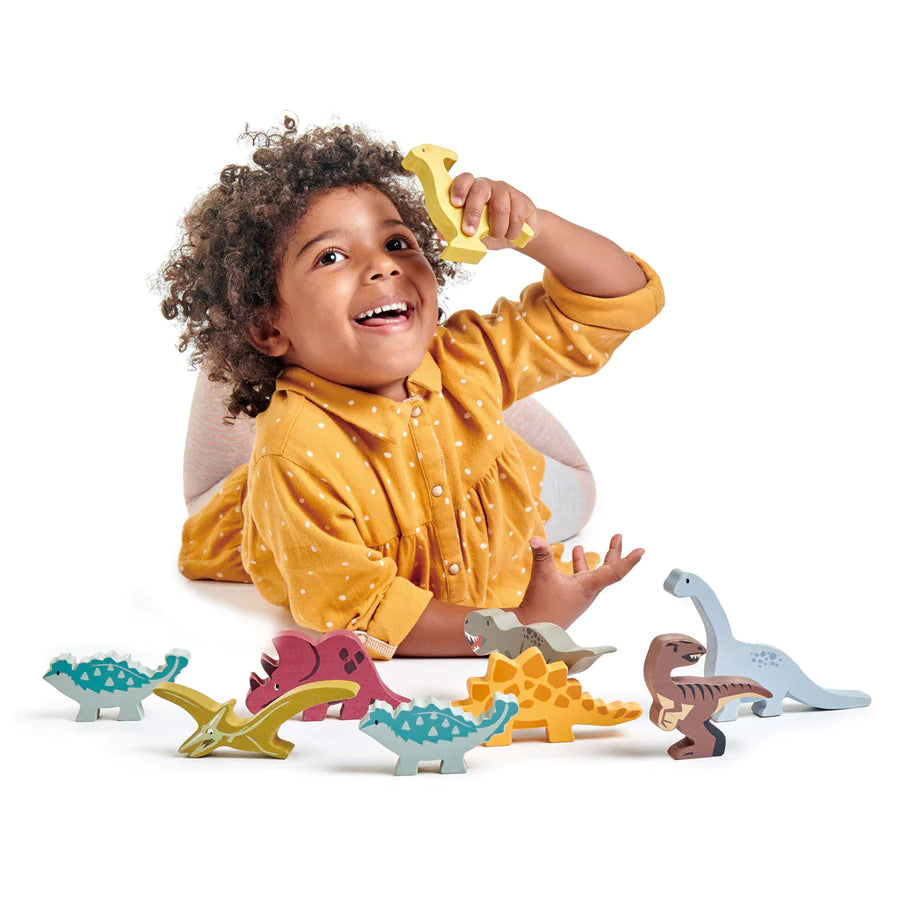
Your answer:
[712,699,741,722]
[545,721,575,742]
[752,695,784,717]
[117,701,144,721]
[301,703,330,722]
[669,719,727,759]
[667,737,696,759]
[76,704,99,722]
[439,753,468,775]
[393,755,420,776]
[338,695,371,719]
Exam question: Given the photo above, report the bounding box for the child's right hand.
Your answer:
[518,534,644,629]
[448,173,540,249]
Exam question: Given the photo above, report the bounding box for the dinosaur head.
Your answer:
[43,655,79,697]
[665,635,706,668]
[463,611,491,654]
[245,631,320,714]
[663,569,699,598]
[359,701,393,738]
[647,634,707,672]
[178,704,232,758]
[43,654,76,683]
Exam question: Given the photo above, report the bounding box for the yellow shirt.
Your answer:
[179,258,664,658]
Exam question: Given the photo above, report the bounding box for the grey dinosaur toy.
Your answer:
[44,649,191,721]
[359,694,519,775]
[664,569,870,720]
[463,609,616,674]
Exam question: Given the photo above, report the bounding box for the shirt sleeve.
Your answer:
[247,454,432,659]
[435,253,664,409]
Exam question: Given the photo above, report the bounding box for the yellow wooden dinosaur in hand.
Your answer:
[402,144,534,264]
[153,680,358,758]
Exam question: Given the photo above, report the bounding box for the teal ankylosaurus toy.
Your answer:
[44,649,191,721]
[359,694,519,775]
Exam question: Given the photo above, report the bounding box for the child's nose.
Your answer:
[366,251,402,280]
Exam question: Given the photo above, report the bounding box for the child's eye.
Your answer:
[386,235,414,252]
[315,248,347,267]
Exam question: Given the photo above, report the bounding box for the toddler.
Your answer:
[160,118,664,659]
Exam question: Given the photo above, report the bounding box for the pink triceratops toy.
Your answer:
[246,630,409,720]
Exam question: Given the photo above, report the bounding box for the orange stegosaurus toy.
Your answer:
[453,647,642,745]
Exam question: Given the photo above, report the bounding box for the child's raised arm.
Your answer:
[449,173,647,296]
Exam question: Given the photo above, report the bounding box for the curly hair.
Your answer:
[158,117,458,419]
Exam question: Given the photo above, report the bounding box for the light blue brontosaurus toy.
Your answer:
[360,694,519,775]
[44,650,191,721]
[664,570,870,720]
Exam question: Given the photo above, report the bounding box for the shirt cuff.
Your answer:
[542,254,664,332]
[356,576,433,660]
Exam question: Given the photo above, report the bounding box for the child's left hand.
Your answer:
[518,534,644,630]
[449,173,540,249]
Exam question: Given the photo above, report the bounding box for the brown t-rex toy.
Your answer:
[644,634,773,759]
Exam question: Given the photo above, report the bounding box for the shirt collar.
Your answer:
[274,352,443,443]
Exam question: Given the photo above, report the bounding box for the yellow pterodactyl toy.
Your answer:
[402,144,534,264]
[153,680,359,758]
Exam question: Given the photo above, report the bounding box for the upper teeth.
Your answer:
[355,301,409,321]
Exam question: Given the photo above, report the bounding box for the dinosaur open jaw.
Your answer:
[464,631,482,653]
[684,652,704,662]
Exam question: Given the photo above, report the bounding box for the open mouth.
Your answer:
[684,652,704,662]
[464,631,483,653]
[353,300,414,329]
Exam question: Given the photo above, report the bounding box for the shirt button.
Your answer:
[448,563,460,575]
[432,485,443,497]
[411,406,422,417]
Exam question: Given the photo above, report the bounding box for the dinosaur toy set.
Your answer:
[43,569,871,772]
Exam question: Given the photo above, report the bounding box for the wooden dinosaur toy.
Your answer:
[463,608,616,674]
[360,694,519,776]
[43,649,190,721]
[152,680,358,758]
[401,143,534,263]
[246,630,408,719]
[643,634,772,760]
[454,648,641,745]
[664,569,871,719]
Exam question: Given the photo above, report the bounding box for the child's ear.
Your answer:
[247,321,290,357]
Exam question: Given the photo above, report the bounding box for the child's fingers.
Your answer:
[506,203,529,241]
[610,548,645,585]
[459,177,493,235]
[487,184,512,239]
[572,545,587,573]
[450,175,533,243]
[584,541,644,591]
[603,533,624,565]
[527,536,557,583]
[449,172,475,208]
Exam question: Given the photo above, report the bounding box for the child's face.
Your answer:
[267,185,439,402]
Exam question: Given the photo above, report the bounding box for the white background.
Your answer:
[5,1,897,897]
